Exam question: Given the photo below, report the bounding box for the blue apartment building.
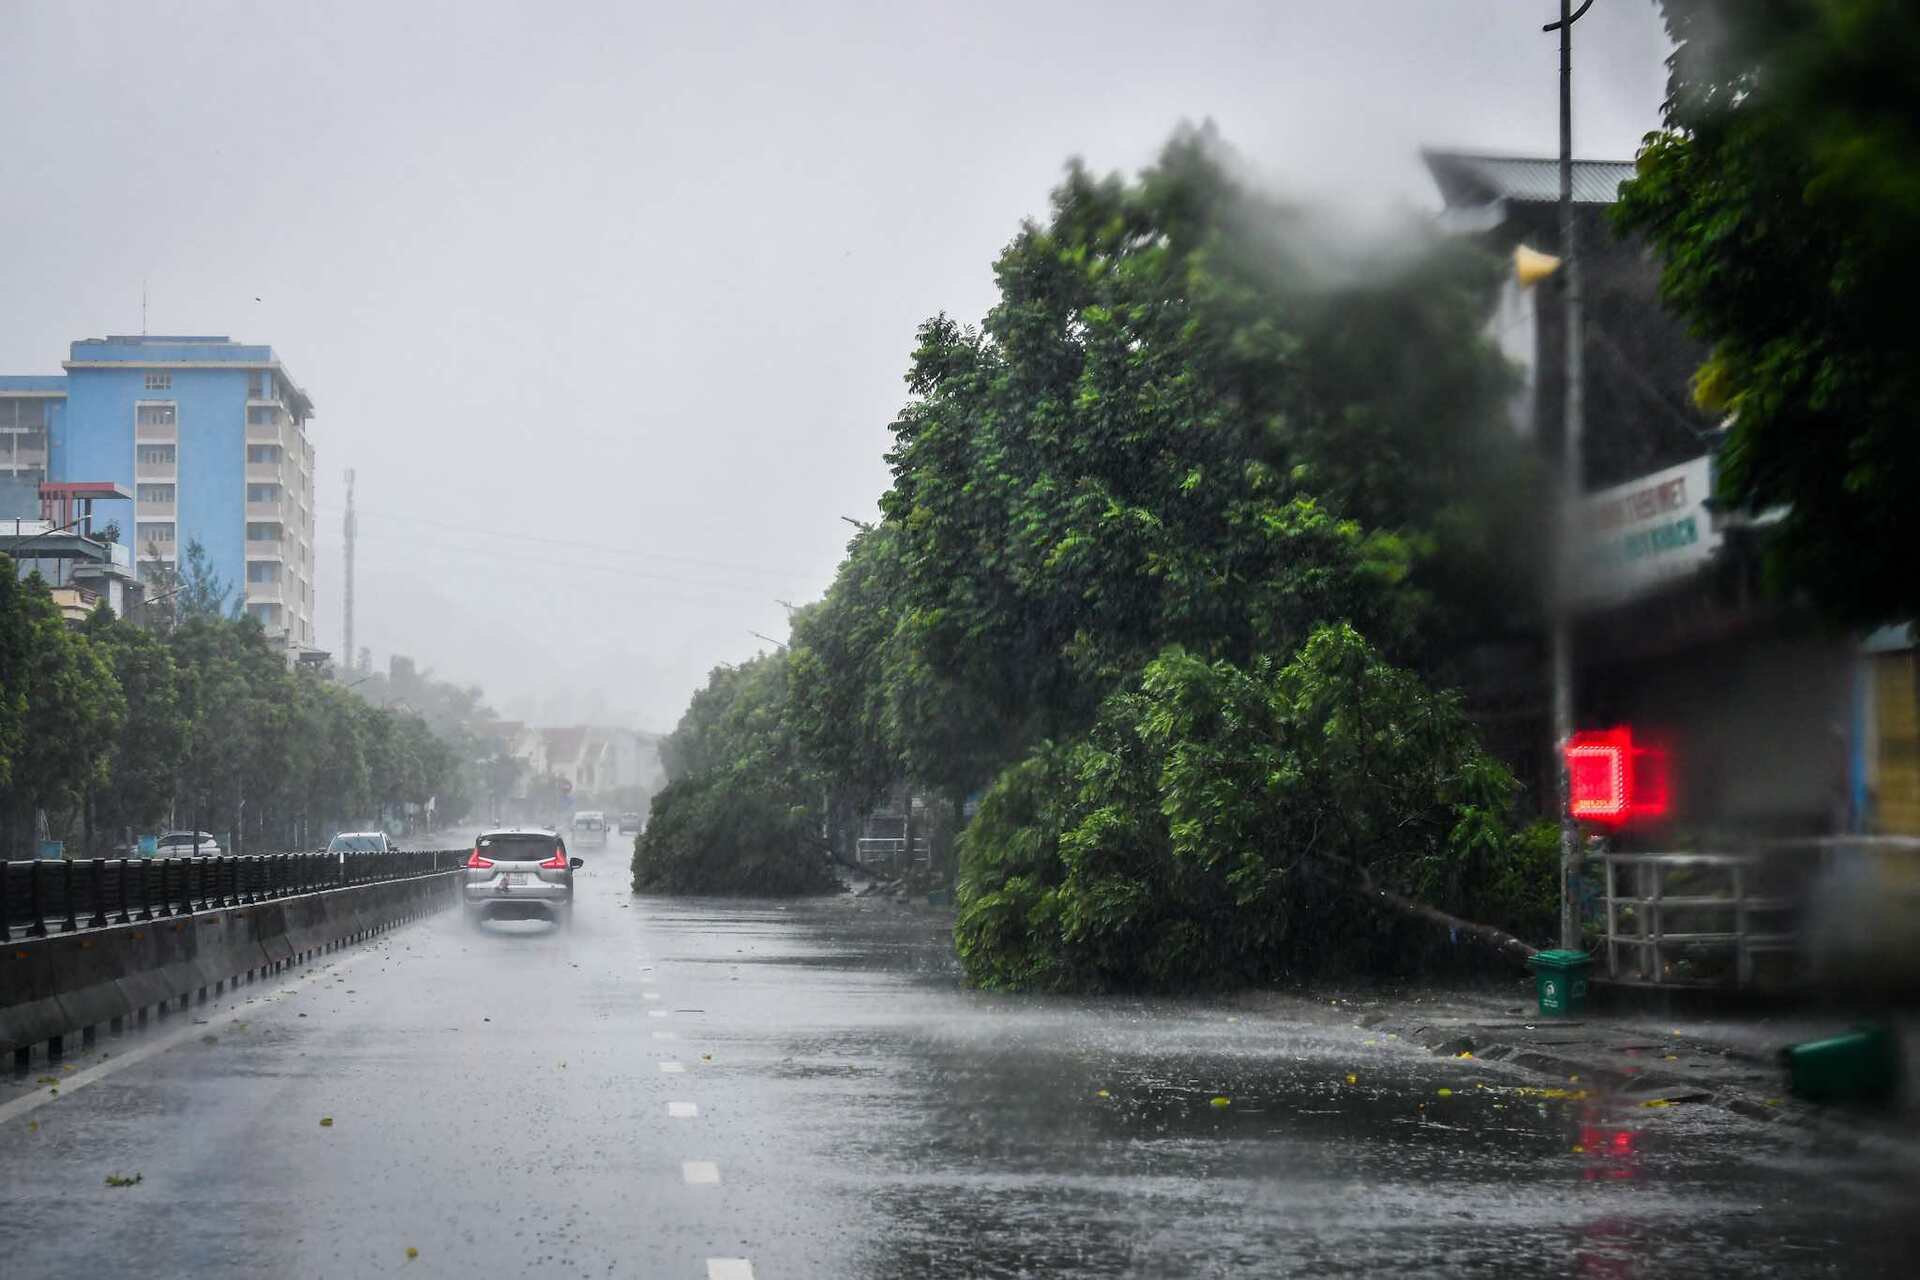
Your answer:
[0,335,318,648]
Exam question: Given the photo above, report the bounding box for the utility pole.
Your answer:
[1547,0,1594,950]
[342,468,356,674]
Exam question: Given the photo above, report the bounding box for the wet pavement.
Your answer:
[1,869,1916,1278]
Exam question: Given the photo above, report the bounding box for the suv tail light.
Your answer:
[466,847,494,869]
[541,846,568,869]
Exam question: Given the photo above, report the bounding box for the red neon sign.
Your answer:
[1565,727,1670,826]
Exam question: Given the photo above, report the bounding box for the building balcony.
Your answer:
[245,580,285,603]
[246,500,283,520]
[135,422,177,442]
[135,500,175,519]
[135,462,177,480]
[246,461,283,484]
[244,539,284,560]
[245,419,286,445]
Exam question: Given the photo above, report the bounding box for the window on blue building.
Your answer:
[143,372,171,391]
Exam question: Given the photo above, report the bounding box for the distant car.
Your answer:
[619,811,642,833]
[156,831,223,857]
[326,831,395,856]
[462,827,582,929]
[571,811,609,847]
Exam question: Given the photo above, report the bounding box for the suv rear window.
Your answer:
[478,835,561,861]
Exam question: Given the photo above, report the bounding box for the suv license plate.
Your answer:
[503,873,530,886]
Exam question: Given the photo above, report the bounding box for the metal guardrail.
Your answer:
[1592,851,1798,988]
[1,850,469,943]
[855,837,930,866]
[1591,837,1920,988]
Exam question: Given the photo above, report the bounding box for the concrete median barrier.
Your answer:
[2,869,459,1064]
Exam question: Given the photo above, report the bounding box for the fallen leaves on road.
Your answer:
[104,1173,142,1187]
[1436,1088,1454,1097]
[1209,1096,1231,1108]
[406,1247,419,1261]
[319,1116,334,1127]
[1096,1089,1110,1099]
[1345,1074,1357,1085]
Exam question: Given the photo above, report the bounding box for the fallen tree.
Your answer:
[955,626,1553,991]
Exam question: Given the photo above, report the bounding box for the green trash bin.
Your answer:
[1527,949,1591,1017]
[1783,1025,1900,1103]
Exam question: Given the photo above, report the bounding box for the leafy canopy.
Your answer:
[954,626,1528,990]
[1614,0,1920,622]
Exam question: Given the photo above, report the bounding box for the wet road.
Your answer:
[2,867,1915,1278]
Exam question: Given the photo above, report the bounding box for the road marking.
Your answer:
[652,1031,678,1041]
[0,944,381,1128]
[682,1160,720,1185]
[642,992,661,1002]
[667,1101,698,1118]
[659,1061,685,1074]
[647,1009,669,1018]
[707,1261,754,1280]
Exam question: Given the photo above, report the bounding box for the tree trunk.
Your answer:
[1311,853,1540,963]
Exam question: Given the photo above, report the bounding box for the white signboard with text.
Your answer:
[1566,454,1722,610]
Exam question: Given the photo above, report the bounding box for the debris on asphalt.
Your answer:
[104,1173,142,1187]
[319,1116,334,1127]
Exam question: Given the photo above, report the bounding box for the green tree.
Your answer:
[0,575,124,854]
[1614,0,1920,623]
[0,556,27,797]
[81,606,186,845]
[633,652,832,895]
[879,127,1523,777]
[954,626,1529,991]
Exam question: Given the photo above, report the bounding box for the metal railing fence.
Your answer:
[1,850,469,942]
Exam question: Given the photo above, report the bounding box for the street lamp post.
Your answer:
[1547,0,1595,950]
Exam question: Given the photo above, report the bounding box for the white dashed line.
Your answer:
[647,1009,669,1018]
[667,1101,699,1118]
[682,1160,720,1185]
[659,1061,686,1074]
[652,1031,678,1041]
[707,1260,754,1280]
[642,992,661,1002]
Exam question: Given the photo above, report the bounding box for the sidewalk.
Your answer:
[1237,980,1920,1155]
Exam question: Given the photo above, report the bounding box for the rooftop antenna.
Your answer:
[141,279,148,336]
[343,468,357,673]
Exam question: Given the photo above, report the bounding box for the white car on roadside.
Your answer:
[156,830,223,857]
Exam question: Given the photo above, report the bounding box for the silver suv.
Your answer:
[462,827,583,928]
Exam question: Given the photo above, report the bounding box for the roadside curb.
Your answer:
[1378,1010,1920,1164]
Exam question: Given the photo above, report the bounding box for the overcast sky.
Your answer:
[0,1,1672,732]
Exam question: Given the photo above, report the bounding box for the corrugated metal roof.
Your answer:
[1423,149,1637,208]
